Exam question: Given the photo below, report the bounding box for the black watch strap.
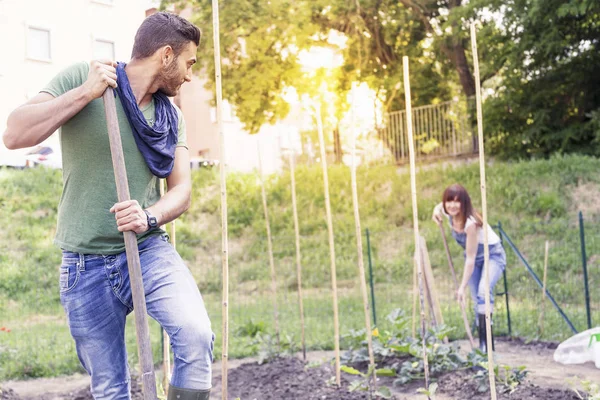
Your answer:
[144,209,158,230]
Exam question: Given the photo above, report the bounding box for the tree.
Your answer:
[480,0,600,158]
[165,0,318,133]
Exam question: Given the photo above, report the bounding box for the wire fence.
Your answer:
[0,212,598,380]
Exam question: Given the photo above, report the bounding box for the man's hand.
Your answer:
[110,200,148,234]
[82,60,118,101]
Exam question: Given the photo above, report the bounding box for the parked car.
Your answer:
[190,157,219,170]
[0,151,28,169]
[24,145,62,169]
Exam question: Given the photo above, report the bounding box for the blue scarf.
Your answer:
[114,62,178,178]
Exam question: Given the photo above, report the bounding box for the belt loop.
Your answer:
[78,253,85,271]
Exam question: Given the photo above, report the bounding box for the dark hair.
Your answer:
[442,184,483,227]
[132,12,201,59]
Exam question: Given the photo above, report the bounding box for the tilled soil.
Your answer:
[436,369,581,400]
[0,380,143,400]
[220,357,369,400]
[3,339,598,400]
[0,388,21,400]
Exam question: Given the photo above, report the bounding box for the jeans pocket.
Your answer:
[59,259,81,293]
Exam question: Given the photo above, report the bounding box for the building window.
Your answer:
[27,26,51,62]
[93,39,115,60]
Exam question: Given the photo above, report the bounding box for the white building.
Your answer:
[0,0,290,174]
[0,0,148,159]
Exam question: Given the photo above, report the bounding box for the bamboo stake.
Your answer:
[159,180,172,395]
[438,222,476,349]
[420,236,444,328]
[102,88,157,400]
[211,1,230,398]
[315,102,341,386]
[349,90,376,374]
[420,251,436,328]
[403,56,430,397]
[539,241,549,336]
[288,133,307,361]
[257,142,281,347]
[412,255,417,338]
[471,22,497,399]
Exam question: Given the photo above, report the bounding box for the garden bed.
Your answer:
[2,338,598,400]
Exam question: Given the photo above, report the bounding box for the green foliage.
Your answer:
[343,309,529,396]
[572,378,600,400]
[163,0,317,133]
[478,0,600,158]
[471,360,529,395]
[165,0,600,159]
[1,155,599,379]
[254,332,298,365]
[417,382,438,397]
[342,363,393,399]
[342,309,466,385]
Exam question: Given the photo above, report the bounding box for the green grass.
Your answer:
[1,154,600,380]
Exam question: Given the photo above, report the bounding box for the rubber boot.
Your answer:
[477,313,495,353]
[167,385,210,400]
[478,313,486,352]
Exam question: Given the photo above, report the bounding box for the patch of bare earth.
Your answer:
[3,340,599,400]
[570,181,600,219]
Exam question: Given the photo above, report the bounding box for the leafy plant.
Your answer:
[471,360,529,394]
[571,377,600,400]
[417,382,438,398]
[341,364,393,399]
[254,333,298,365]
[234,319,267,338]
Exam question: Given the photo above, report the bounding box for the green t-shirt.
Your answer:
[42,62,187,255]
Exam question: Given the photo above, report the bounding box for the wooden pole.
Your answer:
[315,102,341,386]
[412,257,417,338]
[159,180,172,395]
[420,250,436,328]
[102,88,157,400]
[257,142,281,346]
[402,56,430,396]
[420,236,444,328]
[288,133,307,361]
[349,89,376,373]
[438,222,476,348]
[471,22,497,399]
[539,241,549,336]
[211,1,230,398]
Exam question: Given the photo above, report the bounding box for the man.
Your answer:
[2,12,213,400]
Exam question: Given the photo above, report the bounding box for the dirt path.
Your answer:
[2,340,599,400]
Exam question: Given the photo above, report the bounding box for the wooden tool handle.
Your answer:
[102,88,158,400]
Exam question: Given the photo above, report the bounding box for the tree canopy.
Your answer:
[164,0,600,158]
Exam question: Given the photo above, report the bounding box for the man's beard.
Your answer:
[158,59,182,97]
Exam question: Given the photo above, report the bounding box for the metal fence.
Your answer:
[377,99,476,164]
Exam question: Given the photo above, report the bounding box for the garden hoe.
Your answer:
[103,87,158,400]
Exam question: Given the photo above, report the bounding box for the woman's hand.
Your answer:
[456,285,466,305]
[432,203,444,224]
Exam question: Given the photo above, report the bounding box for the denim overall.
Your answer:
[450,218,507,316]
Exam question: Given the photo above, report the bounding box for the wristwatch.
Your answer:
[144,209,158,231]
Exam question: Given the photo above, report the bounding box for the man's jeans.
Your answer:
[59,235,214,399]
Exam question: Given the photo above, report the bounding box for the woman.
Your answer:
[432,184,506,352]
